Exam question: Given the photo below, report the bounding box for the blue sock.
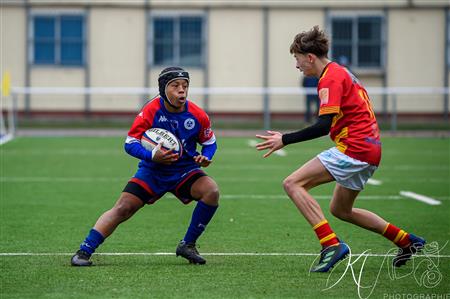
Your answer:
[80,228,105,256]
[183,201,218,244]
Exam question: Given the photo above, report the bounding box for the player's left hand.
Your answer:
[255,130,284,158]
[194,155,212,167]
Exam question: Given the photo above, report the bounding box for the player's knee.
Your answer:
[283,177,302,195]
[203,187,220,205]
[282,178,292,193]
[113,202,138,221]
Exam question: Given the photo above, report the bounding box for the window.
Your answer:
[32,14,85,66]
[330,15,383,69]
[150,15,204,66]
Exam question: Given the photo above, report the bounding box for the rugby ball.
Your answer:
[141,128,182,156]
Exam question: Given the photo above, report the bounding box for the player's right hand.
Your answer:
[151,142,179,165]
[255,130,285,158]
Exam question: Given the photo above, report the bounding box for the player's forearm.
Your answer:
[124,141,153,162]
[282,114,334,145]
[201,142,217,160]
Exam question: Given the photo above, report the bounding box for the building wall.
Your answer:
[27,7,86,110]
[268,9,325,113]
[208,8,264,112]
[387,8,446,112]
[89,7,146,111]
[1,6,26,110]
[1,1,449,115]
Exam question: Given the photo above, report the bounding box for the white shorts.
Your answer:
[317,147,377,191]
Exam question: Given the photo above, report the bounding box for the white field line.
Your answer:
[248,139,287,157]
[367,178,382,186]
[0,176,448,185]
[2,176,449,184]
[400,191,442,206]
[0,177,449,201]
[222,194,450,201]
[1,252,449,258]
[221,194,406,200]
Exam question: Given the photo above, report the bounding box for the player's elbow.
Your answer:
[124,142,132,155]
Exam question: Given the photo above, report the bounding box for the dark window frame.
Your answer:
[30,13,86,67]
[148,13,206,67]
[329,13,385,70]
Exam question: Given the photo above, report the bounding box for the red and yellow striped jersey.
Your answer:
[317,62,381,166]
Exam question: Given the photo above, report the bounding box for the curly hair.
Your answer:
[289,26,329,58]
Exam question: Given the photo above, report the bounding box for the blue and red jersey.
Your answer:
[125,97,217,173]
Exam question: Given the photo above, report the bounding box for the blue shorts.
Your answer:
[123,167,206,204]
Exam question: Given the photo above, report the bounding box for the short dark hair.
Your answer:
[289,26,329,58]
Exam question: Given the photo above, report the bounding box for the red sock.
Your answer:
[313,220,339,248]
[382,223,411,248]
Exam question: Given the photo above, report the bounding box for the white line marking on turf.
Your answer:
[400,191,442,206]
[221,194,406,200]
[3,176,450,184]
[367,178,382,186]
[0,180,448,201]
[248,139,287,156]
[1,252,449,258]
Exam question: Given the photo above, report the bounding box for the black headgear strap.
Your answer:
[158,67,190,108]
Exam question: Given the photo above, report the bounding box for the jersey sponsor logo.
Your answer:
[159,115,168,122]
[184,118,195,130]
[319,88,329,104]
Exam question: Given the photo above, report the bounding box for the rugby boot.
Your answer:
[176,240,206,265]
[71,250,93,266]
[393,233,426,267]
[310,242,349,273]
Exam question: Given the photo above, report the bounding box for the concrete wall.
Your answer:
[1,6,26,110]
[1,1,449,116]
[388,8,446,112]
[268,9,325,113]
[89,7,145,111]
[208,8,263,112]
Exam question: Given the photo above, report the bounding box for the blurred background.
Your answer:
[1,0,449,135]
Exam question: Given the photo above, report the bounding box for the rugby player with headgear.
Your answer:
[71,67,219,266]
[256,26,426,272]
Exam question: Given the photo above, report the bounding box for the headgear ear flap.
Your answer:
[158,67,190,107]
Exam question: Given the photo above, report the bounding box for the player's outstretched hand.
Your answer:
[194,155,212,167]
[152,142,179,165]
[255,130,284,158]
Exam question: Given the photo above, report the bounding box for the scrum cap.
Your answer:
[158,67,190,103]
